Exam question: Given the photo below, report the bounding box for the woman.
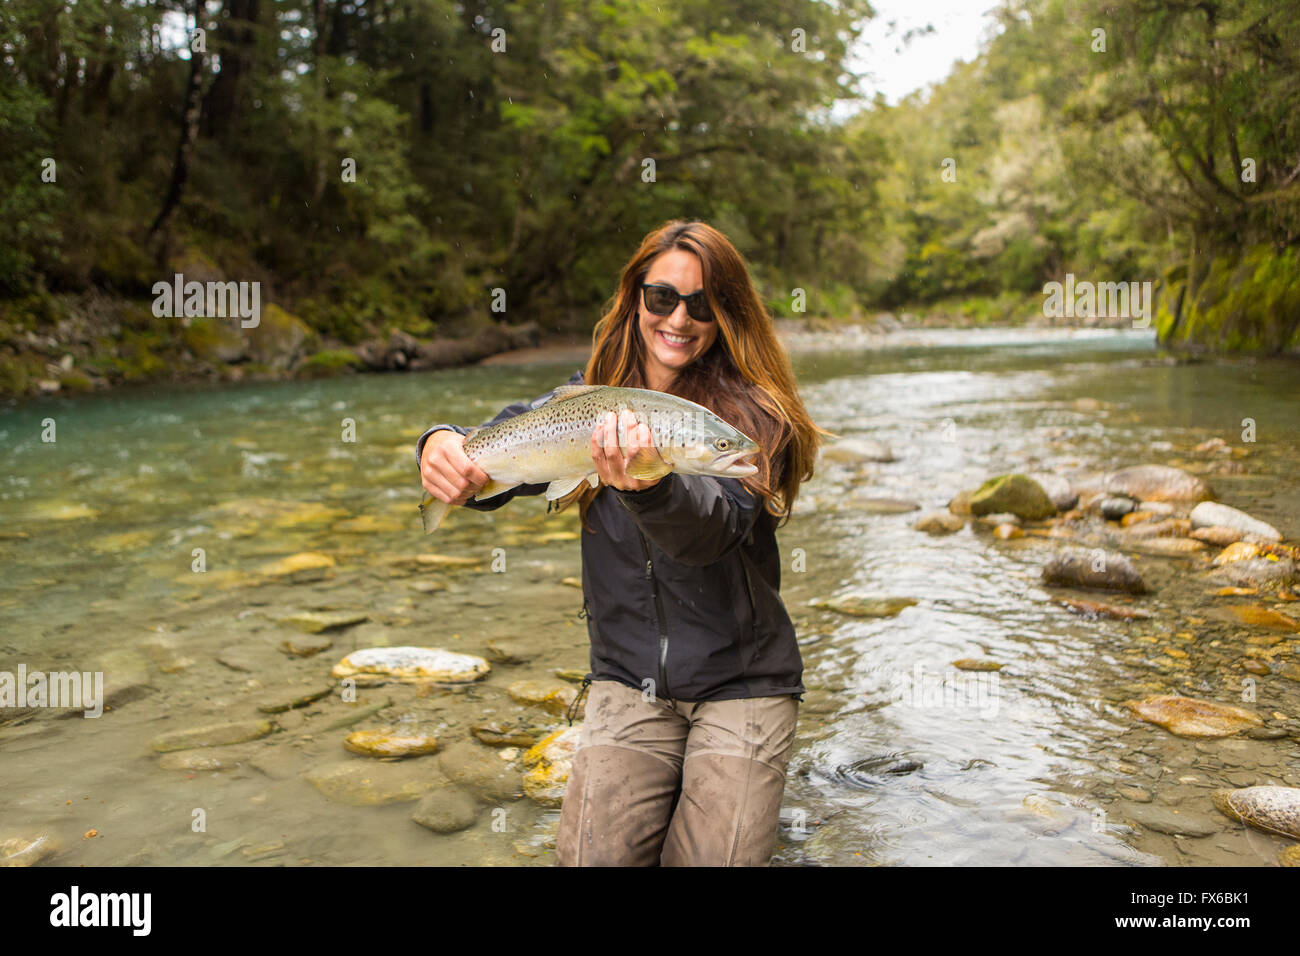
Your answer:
[416,220,827,865]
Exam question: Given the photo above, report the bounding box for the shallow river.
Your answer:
[1,327,1297,866]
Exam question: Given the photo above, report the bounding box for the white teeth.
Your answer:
[660,331,692,344]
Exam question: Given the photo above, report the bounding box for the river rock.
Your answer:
[1211,786,1300,839]
[343,728,440,758]
[472,723,539,748]
[812,594,918,617]
[1025,473,1078,512]
[1282,845,1300,867]
[255,683,334,713]
[1192,526,1244,546]
[1098,496,1138,520]
[0,834,59,866]
[969,475,1057,521]
[948,490,973,515]
[412,787,480,833]
[522,725,581,807]
[821,438,896,463]
[1124,696,1263,737]
[1122,517,1191,539]
[438,743,524,802]
[508,680,580,717]
[912,511,965,535]
[1052,597,1152,620]
[277,610,369,634]
[1103,465,1212,503]
[952,658,1002,671]
[331,646,491,685]
[993,523,1023,540]
[304,760,444,805]
[259,551,335,579]
[1125,537,1206,557]
[975,512,1021,526]
[1190,502,1282,543]
[158,747,254,772]
[280,634,333,657]
[847,494,921,514]
[149,719,275,753]
[1223,605,1299,630]
[1127,805,1219,837]
[1042,551,1149,594]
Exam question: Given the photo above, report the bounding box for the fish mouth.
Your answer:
[715,448,759,476]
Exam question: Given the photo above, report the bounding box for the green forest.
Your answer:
[1,0,1298,397]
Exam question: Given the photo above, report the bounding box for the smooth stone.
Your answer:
[1124,696,1263,738]
[912,511,965,535]
[438,743,525,803]
[472,723,539,748]
[993,523,1023,540]
[1245,725,1288,739]
[1125,537,1206,557]
[332,646,491,685]
[277,610,369,634]
[952,658,1002,671]
[1117,785,1152,803]
[149,719,275,753]
[343,728,439,758]
[969,474,1057,521]
[412,787,480,833]
[1190,501,1282,543]
[281,634,333,657]
[1127,805,1219,837]
[522,725,581,807]
[554,668,588,683]
[976,512,1022,526]
[0,834,59,866]
[508,680,580,717]
[304,760,445,805]
[560,577,583,588]
[259,551,336,577]
[1136,501,1176,517]
[1242,659,1270,676]
[1042,551,1149,594]
[1211,786,1300,839]
[158,747,254,772]
[484,641,531,665]
[947,490,973,516]
[1211,557,1298,588]
[1122,517,1191,539]
[1192,526,1244,546]
[1103,465,1212,503]
[847,494,922,514]
[1025,472,1078,511]
[811,594,918,617]
[1098,496,1138,520]
[1224,605,1299,630]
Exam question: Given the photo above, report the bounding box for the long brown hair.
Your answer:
[562,219,834,533]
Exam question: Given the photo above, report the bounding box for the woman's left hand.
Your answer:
[592,409,662,492]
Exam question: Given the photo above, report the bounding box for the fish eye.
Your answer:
[715,438,730,450]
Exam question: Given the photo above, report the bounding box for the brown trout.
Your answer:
[419,384,759,533]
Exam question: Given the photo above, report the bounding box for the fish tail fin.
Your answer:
[419,493,451,534]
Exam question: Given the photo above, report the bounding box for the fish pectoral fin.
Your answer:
[546,475,589,501]
[625,446,673,481]
[419,494,451,534]
[540,384,604,406]
[585,472,600,488]
[473,478,518,501]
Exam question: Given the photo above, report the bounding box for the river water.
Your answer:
[1,327,1297,866]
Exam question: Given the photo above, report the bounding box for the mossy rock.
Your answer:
[969,474,1057,520]
[58,371,94,392]
[184,317,248,363]
[247,303,316,371]
[299,349,364,378]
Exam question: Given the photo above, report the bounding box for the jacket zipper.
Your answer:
[636,529,671,699]
[739,550,758,665]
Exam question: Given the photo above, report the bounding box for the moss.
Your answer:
[298,349,364,377]
[1166,245,1300,354]
[58,371,94,392]
[0,354,32,396]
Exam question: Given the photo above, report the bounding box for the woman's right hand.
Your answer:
[420,430,491,505]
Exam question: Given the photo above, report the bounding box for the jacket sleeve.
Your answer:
[614,472,763,566]
[414,367,585,512]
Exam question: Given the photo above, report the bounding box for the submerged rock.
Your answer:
[412,787,480,833]
[1192,526,1244,546]
[1025,473,1078,512]
[1103,465,1212,503]
[1052,597,1152,620]
[821,438,896,463]
[508,680,580,718]
[280,634,333,657]
[1124,695,1263,738]
[912,511,965,535]
[1098,496,1138,521]
[1211,786,1300,839]
[522,725,581,807]
[1190,501,1282,543]
[259,552,336,578]
[472,723,539,748]
[0,834,59,866]
[1042,551,1149,594]
[1127,805,1219,837]
[343,728,439,758]
[158,747,254,772]
[811,594,918,617]
[438,743,525,802]
[149,719,275,753]
[331,646,491,685]
[277,610,369,634]
[304,760,445,805]
[951,658,1002,672]
[969,474,1057,521]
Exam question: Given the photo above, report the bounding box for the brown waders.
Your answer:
[555,679,799,866]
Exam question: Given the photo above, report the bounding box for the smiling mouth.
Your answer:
[658,330,695,348]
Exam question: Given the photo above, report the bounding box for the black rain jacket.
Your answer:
[415,368,804,702]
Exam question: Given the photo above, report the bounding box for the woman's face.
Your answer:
[636,248,718,390]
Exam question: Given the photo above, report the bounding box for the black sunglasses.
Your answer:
[641,283,714,322]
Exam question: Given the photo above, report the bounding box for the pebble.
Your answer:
[1127,805,1219,837]
[1124,695,1263,738]
[331,646,491,685]
[472,723,539,748]
[1190,501,1282,543]
[1042,550,1149,594]
[412,787,480,833]
[952,658,1002,672]
[912,511,965,535]
[280,634,333,657]
[149,719,275,753]
[276,610,369,634]
[508,680,580,717]
[1103,465,1212,503]
[343,728,440,758]
[304,761,446,805]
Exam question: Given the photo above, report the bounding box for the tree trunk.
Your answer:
[148,3,207,253]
